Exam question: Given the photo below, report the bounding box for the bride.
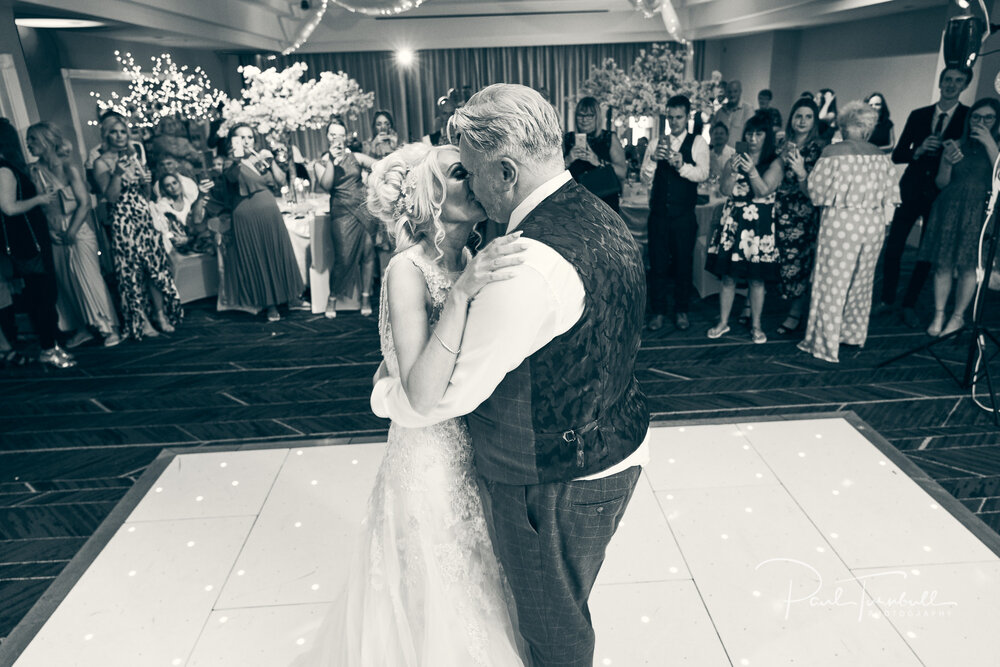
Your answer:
[312,142,528,666]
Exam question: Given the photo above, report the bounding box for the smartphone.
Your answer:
[573,131,586,148]
[735,141,749,155]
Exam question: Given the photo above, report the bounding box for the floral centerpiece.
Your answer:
[580,43,716,129]
[219,63,373,202]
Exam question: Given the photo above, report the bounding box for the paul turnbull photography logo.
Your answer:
[755,558,959,622]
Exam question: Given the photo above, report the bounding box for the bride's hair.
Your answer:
[366,142,450,258]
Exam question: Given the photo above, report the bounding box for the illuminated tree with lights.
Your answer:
[89,52,228,128]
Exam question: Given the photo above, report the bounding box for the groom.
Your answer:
[371,83,650,666]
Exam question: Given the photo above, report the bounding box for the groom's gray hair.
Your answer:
[450,84,563,165]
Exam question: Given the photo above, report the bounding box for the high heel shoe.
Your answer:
[360,293,373,317]
[941,314,964,337]
[927,310,946,337]
[325,297,337,319]
[140,319,160,338]
[266,306,281,322]
[153,312,175,334]
[775,316,801,336]
[39,347,76,369]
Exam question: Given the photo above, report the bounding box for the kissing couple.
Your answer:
[314,84,650,667]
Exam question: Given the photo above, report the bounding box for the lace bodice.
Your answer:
[378,243,468,380]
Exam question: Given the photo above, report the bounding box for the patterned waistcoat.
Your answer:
[468,180,650,485]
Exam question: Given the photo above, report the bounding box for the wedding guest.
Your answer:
[422,95,457,146]
[563,97,627,212]
[153,155,198,200]
[921,98,1000,337]
[773,98,828,336]
[758,89,782,133]
[879,67,971,326]
[708,122,735,182]
[94,115,182,339]
[316,120,377,318]
[152,173,213,255]
[26,122,121,348]
[706,112,784,344]
[641,94,710,331]
[362,110,399,159]
[713,80,755,147]
[218,123,304,322]
[149,115,202,178]
[0,118,75,367]
[798,102,900,363]
[865,92,896,153]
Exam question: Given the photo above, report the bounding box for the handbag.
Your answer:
[0,177,47,277]
[579,163,622,199]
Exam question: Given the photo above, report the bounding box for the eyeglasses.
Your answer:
[576,112,596,119]
[971,114,996,123]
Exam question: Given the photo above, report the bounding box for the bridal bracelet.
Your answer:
[432,329,461,355]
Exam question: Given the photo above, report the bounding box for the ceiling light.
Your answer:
[15,18,105,29]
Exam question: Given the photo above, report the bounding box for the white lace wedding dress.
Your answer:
[311,245,525,666]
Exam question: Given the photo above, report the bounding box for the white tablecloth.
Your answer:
[280,199,360,314]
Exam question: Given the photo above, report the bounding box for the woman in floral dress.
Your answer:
[798,102,900,363]
[773,98,828,336]
[93,115,182,340]
[706,112,784,344]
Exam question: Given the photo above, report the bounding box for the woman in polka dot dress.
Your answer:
[798,102,900,362]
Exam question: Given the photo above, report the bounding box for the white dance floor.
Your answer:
[4,416,1000,666]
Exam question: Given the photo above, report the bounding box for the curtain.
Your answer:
[241,42,696,159]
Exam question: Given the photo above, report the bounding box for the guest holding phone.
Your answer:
[362,110,399,159]
[920,98,1000,338]
[706,112,784,344]
[564,97,627,212]
[93,114,182,341]
[218,123,304,322]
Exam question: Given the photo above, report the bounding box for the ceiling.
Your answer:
[13,0,947,53]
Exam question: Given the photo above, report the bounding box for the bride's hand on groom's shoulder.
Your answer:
[452,232,529,302]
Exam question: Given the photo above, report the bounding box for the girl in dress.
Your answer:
[26,122,121,348]
[0,117,74,368]
[93,115,182,340]
[315,142,528,665]
[316,121,377,319]
[219,123,305,322]
[921,97,1000,338]
[798,102,900,363]
[706,112,784,344]
[773,98,828,336]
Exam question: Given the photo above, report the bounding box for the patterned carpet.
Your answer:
[2,273,1000,642]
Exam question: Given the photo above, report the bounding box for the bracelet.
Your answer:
[431,329,460,355]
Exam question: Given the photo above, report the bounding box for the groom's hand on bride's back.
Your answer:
[452,232,529,302]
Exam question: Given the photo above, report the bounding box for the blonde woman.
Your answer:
[315,142,528,665]
[93,115,181,340]
[27,122,120,347]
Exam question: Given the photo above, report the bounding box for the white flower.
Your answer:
[739,229,759,258]
[742,204,759,221]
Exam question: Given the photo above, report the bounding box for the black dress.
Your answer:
[564,130,620,212]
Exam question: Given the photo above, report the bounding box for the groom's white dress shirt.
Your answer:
[371,170,649,481]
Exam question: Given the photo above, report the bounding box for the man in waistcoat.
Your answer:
[371,83,650,667]
[641,94,710,331]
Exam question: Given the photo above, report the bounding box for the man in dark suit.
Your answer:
[878,66,972,326]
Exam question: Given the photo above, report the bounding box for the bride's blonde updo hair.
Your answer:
[367,142,452,258]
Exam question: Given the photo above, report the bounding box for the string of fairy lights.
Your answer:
[89,52,228,128]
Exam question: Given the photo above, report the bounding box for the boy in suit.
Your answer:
[878,66,972,326]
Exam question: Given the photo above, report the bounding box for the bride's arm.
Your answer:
[387,235,527,415]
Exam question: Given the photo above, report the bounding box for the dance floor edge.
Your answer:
[2,412,1000,667]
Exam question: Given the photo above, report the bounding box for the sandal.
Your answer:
[325,297,337,319]
[751,328,767,344]
[927,310,946,337]
[776,316,801,336]
[360,293,373,317]
[707,323,730,339]
[941,314,964,337]
[153,312,175,334]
